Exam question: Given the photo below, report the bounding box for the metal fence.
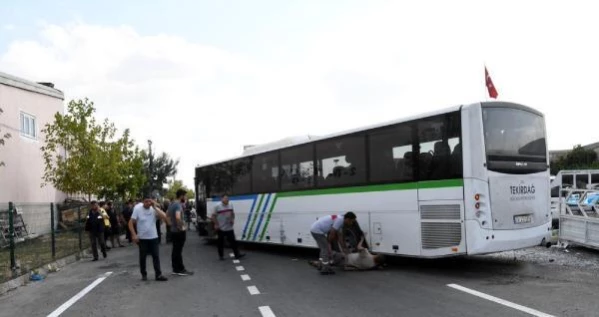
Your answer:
[0,202,91,284]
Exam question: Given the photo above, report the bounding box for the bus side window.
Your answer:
[281,144,314,190]
[232,158,252,195]
[417,112,461,181]
[368,123,414,183]
[316,134,366,188]
[252,152,279,193]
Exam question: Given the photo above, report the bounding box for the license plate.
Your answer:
[514,214,532,224]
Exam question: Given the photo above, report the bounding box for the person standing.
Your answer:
[129,196,170,281]
[121,200,134,244]
[309,212,357,275]
[106,201,124,248]
[167,189,194,276]
[84,201,107,261]
[99,201,112,250]
[212,194,245,260]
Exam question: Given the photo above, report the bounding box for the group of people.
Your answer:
[86,190,381,281]
[85,189,244,282]
[309,212,385,275]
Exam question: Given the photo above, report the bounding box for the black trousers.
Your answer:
[89,232,106,259]
[171,231,187,272]
[139,238,162,278]
[217,230,240,258]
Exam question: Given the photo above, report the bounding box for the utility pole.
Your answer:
[148,139,153,195]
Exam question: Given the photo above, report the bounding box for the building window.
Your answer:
[316,134,366,187]
[20,112,37,139]
[369,123,415,183]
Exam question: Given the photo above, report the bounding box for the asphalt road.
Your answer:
[1,231,597,317]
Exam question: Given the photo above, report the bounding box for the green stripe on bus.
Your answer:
[259,195,278,242]
[278,179,463,198]
[246,194,265,240]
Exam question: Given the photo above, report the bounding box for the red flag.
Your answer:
[485,66,498,99]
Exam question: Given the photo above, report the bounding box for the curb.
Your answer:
[0,249,91,296]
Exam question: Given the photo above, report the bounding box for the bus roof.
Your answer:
[196,102,470,169]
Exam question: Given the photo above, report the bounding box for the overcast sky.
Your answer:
[1,0,597,188]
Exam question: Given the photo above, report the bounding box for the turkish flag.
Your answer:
[485,66,498,99]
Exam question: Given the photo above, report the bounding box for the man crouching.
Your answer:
[309,246,385,271]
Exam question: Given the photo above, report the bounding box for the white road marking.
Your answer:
[233,259,240,264]
[47,272,113,317]
[259,306,276,317]
[236,266,245,271]
[241,274,251,281]
[447,284,555,317]
[229,253,235,258]
[247,285,260,295]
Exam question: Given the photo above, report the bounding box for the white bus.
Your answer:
[194,101,551,257]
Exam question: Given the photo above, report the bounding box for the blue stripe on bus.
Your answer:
[252,193,272,241]
[241,194,260,239]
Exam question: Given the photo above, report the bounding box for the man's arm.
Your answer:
[153,204,169,224]
[128,219,139,243]
[211,207,219,231]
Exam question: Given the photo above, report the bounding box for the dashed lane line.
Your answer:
[233,259,240,264]
[236,266,245,271]
[241,274,251,281]
[247,286,260,295]
[259,306,276,317]
[447,284,555,317]
[47,272,113,317]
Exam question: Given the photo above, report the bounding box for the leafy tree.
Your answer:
[42,98,146,201]
[165,179,195,201]
[0,108,11,167]
[143,151,179,197]
[41,98,103,200]
[550,145,599,175]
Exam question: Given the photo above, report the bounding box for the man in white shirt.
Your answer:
[309,212,357,275]
[129,196,170,281]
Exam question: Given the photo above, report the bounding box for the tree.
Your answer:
[42,98,146,201]
[0,108,11,167]
[98,129,146,201]
[550,145,599,175]
[41,98,103,200]
[165,180,195,201]
[143,151,179,197]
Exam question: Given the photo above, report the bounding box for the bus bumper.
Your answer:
[465,220,551,255]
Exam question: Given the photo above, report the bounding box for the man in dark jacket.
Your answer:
[85,201,107,261]
[121,200,134,244]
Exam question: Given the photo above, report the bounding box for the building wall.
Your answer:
[0,74,66,204]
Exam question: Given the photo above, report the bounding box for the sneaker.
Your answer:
[141,276,148,281]
[175,270,194,276]
[234,254,246,260]
[92,258,98,262]
[156,275,168,281]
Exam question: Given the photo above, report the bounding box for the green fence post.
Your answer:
[51,203,56,258]
[8,202,16,272]
[78,206,83,251]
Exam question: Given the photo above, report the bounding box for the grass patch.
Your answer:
[0,230,90,283]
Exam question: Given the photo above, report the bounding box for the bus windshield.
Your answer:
[483,105,547,174]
